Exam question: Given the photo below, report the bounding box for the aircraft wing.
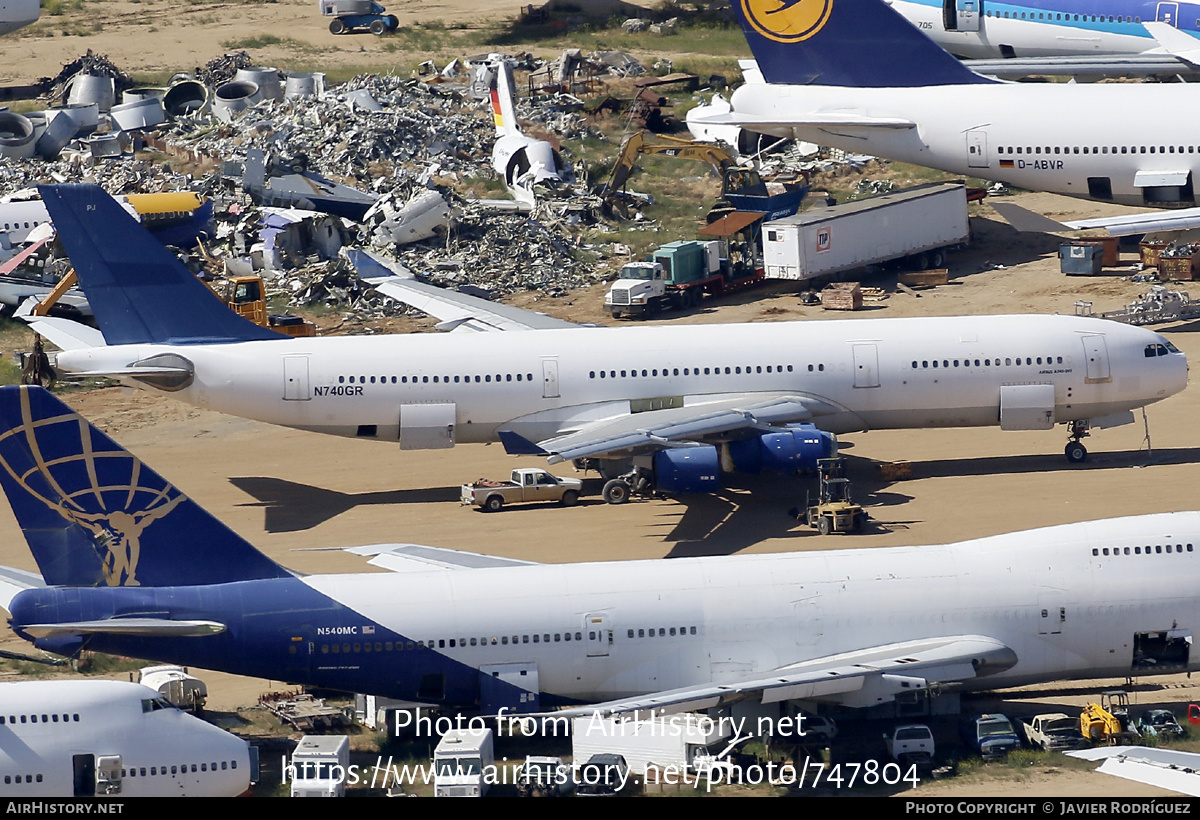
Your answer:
[516,394,816,464]
[0,565,44,613]
[1067,747,1200,796]
[991,201,1200,237]
[18,618,227,638]
[537,635,1017,718]
[346,248,582,332]
[339,543,541,572]
[965,54,1200,79]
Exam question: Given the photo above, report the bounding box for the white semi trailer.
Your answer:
[761,183,970,281]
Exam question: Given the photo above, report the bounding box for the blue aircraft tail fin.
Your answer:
[38,184,284,346]
[728,0,994,87]
[0,386,292,588]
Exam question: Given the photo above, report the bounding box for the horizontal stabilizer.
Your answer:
[0,564,44,613]
[992,201,1200,237]
[692,110,915,132]
[15,310,106,351]
[350,248,581,332]
[20,618,227,638]
[338,543,541,571]
[498,429,549,456]
[1144,22,1200,68]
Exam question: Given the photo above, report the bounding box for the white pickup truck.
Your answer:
[461,468,583,512]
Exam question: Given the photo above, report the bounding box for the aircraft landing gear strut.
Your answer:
[1065,420,1090,464]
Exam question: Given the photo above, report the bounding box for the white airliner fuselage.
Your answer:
[298,511,1200,704]
[727,81,1200,207]
[55,314,1186,448]
[0,680,252,797]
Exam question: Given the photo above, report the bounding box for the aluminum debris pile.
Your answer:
[163,73,500,197]
[38,51,132,101]
[383,203,604,298]
[196,52,254,88]
[1160,241,1200,258]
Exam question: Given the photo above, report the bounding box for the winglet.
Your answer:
[726,0,994,87]
[498,429,548,456]
[0,385,291,587]
[37,184,285,346]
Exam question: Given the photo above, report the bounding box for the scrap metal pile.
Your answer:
[0,50,635,324]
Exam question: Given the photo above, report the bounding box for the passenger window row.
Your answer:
[124,761,235,778]
[999,144,1199,156]
[912,356,1064,369]
[1094,544,1194,557]
[338,373,535,385]
[590,365,794,379]
[0,712,80,725]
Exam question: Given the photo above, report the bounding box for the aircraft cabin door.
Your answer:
[283,355,311,401]
[542,358,560,398]
[966,130,988,169]
[1082,335,1112,383]
[1157,1,1179,25]
[944,0,981,31]
[852,344,880,388]
[586,612,612,657]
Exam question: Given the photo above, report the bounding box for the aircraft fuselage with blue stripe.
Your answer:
[892,0,1200,58]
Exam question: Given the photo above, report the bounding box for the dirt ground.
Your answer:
[2,4,1199,798]
[0,0,658,86]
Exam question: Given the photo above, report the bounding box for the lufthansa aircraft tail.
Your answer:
[728,0,994,87]
[0,386,291,588]
[38,184,284,346]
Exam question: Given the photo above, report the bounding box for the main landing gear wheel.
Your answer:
[602,479,630,504]
[1065,441,1088,463]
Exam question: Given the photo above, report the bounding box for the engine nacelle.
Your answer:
[725,424,836,475]
[653,446,720,494]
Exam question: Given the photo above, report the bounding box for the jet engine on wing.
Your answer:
[644,425,836,496]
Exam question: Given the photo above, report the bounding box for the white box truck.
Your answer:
[571,713,730,776]
[290,735,350,797]
[761,183,969,281]
[434,728,494,797]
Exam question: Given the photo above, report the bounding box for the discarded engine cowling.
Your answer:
[163,80,209,117]
[212,80,262,123]
[0,112,36,159]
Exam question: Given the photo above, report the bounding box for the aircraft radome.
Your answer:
[0,385,1199,720]
[22,184,1188,510]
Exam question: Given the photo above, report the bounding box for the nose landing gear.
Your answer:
[1065,420,1090,463]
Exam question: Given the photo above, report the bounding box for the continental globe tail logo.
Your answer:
[742,0,834,42]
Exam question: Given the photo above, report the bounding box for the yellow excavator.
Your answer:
[596,131,807,220]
